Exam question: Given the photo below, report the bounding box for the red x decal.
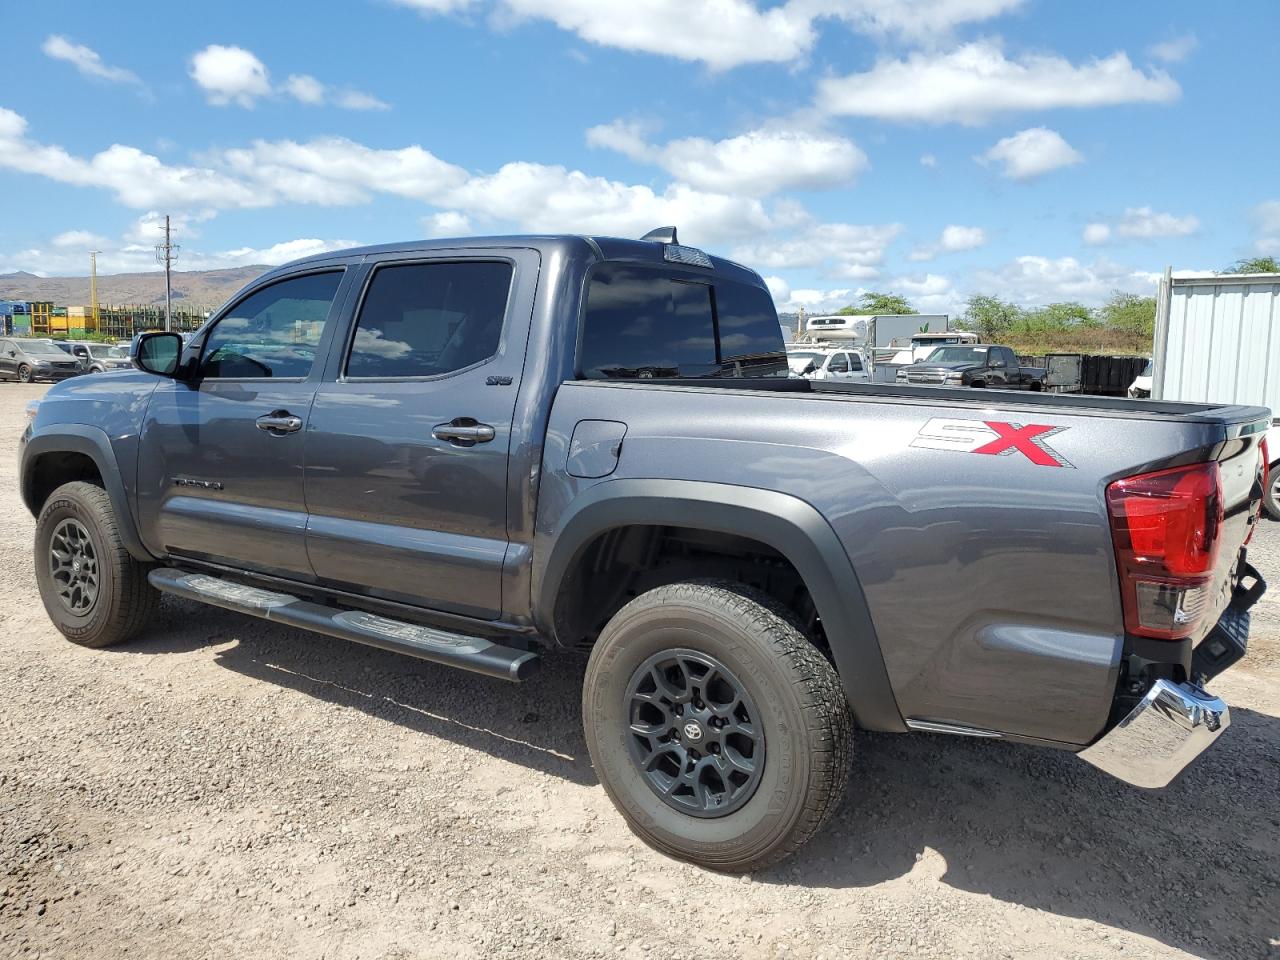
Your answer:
[972,422,1063,467]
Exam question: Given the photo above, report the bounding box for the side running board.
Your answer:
[148,568,540,682]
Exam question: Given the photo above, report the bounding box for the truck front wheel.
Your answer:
[582,580,853,872]
[34,481,159,648]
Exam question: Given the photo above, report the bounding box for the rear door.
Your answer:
[303,249,539,620]
[0,340,14,380]
[135,267,352,580]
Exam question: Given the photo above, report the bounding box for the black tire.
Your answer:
[18,364,33,383]
[34,481,158,648]
[582,580,853,872]
[1265,463,1280,521]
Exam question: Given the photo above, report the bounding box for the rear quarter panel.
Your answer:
[538,381,1236,745]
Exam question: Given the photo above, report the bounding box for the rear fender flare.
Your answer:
[534,479,905,732]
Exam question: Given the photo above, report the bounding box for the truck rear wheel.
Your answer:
[34,481,158,648]
[1265,464,1280,521]
[582,580,853,872]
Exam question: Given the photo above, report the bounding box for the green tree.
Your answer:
[960,295,1022,341]
[1222,256,1280,274]
[1097,291,1156,336]
[1019,301,1091,332]
[836,292,918,315]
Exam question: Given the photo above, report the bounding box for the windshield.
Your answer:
[1141,360,1153,376]
[924,346,989,364]
[23,341,73,357]
[88,345,127,358]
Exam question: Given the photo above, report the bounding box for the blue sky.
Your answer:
[2,0,1278,316]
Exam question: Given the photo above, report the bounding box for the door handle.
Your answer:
[256,411,304,434]
[432,418,496,446]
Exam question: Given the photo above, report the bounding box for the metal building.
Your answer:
[1152,270,1280,420]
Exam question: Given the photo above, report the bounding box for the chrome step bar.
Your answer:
[905,719,1003,738]
[148,568,540,682]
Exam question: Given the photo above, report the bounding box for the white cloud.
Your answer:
[888,271,961,313]
[51,230,108,248]
[920,153,938,168]
[422,211,474,236]
[806,0,1026,43]
[1149,34,1197,64]
[587,120,867,195]
[772,286,859,314]
[1252,200,1280,255]
[0,108,270,209]
[42,35,143,87]
[732,221,902,277]
[817,41,1179,124]
[190,45,272,107]
[1082,223,1111,246]
[397,0,1025,68]
[284,74,326,105]
[763,275,791,305]
[335,91,391,111]
[499,0,812,70]
[198,238,355,268]
[911,224,986,260]
[126,210,218,244]
[1115,206,1199,239]
[192,50,388,110]
[974,255,1161,305]
[392,0,477,11]
[978,127,1082,180]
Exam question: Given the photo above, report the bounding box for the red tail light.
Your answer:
[1106,461,1223,640]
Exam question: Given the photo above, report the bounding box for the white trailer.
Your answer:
[1152,269,1280,516]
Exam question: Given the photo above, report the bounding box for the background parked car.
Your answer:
[1128,359,1153,399]
[0,338,84,382]
[64,341,135,373]
[896,344,1046,390]
[785,346,870,381]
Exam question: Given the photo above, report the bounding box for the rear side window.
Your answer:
[201,271,343,379]
[346,261,512,378]
[579,264,786,379]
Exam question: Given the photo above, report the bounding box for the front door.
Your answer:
[304,250,538,620]
[135,268,349,580]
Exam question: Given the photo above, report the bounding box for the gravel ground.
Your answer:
[1,381,1277,960]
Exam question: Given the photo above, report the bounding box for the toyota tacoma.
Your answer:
[20,229,1270,871]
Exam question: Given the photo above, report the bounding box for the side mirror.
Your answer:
[135,332,184,377]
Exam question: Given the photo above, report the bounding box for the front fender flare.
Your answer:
[21,425,154,562]
[534,479,905,733]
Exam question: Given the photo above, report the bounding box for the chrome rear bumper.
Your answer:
[1079,679,1229,789]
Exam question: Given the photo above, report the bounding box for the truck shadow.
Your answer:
[122,597,598,786]
[768,707,1280,959]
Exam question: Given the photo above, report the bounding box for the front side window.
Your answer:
[828,354,849,373]
[346,261,512,378]
[201,271,343,379]
[580,265,786,380]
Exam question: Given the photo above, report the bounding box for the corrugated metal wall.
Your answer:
[1153,274,1280,417]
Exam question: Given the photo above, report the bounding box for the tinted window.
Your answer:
[580,265,786,380]
[201,271,342,379]
[346,261,512,378]
[710,281,787,376]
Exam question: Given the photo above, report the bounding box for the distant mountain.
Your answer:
[0,266,271,309]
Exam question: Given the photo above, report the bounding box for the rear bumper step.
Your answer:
[148,568,540,682]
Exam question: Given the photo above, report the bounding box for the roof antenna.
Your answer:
[640,226,678,244]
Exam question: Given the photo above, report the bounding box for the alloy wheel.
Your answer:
[48,518,100,614]
[624,648,766,818]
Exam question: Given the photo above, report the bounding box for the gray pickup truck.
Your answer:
[20,230,1271,872]
[896,343,1047,390]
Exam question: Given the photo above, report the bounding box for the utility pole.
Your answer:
[154,215,179,332]
[89,251,101,333]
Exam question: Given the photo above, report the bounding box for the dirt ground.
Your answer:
[1,381,1277,960]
